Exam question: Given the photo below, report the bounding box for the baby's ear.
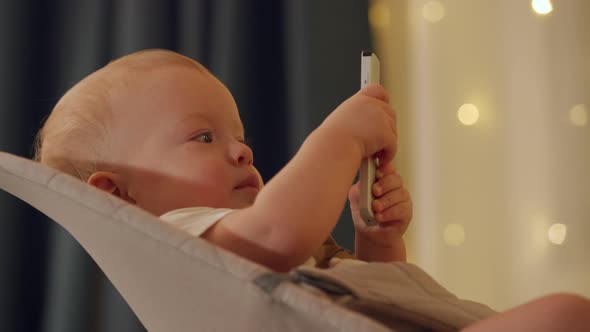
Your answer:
[88,171,136,204]
[88,171,121,196]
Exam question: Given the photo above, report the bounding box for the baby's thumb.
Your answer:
[359,84,389,103]
[348,181,361,211]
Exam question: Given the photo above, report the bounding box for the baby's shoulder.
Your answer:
[159,206,235,237]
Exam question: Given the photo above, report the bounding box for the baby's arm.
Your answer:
[203,84,397,272]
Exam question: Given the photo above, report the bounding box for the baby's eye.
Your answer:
[193,132,213,143]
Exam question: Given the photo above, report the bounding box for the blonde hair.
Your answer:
[34,49,207,180]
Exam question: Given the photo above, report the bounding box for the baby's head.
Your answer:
[35,49,263,216]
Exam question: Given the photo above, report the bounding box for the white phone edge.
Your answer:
[359,51,380,227]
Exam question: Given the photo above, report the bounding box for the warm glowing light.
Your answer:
[369,1,391,29]
[547,223,567,245]
[532,0,553,15]
[443,224,465,246]
[569,104,588,127]
[457,103,480,126]
[422,1,445,23]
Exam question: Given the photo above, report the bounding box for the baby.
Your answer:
[34,49,411,272]
[35,49,590,331]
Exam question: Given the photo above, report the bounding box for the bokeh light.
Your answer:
[443,223,465,246]
[457,103,480,126]
[547,223,567,245]
[532,0,553,15]
[422,1,445,23]
[369,1,391,29]
[569,104,588,127]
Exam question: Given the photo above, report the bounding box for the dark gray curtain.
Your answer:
[0,1,372,331]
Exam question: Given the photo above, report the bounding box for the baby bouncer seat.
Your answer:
[0,151,496,332]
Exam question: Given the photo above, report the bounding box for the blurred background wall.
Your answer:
[370,0,589,311]
[1,0,589,331]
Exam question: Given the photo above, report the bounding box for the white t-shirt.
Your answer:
[160,207,235,237]
[159,207,365,268]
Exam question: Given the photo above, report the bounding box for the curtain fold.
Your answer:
[0,1,372,330]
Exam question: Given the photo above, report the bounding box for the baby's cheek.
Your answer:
[256,171,264,188]
[196,165,233,198]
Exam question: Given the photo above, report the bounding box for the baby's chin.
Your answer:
[231,193,257,209]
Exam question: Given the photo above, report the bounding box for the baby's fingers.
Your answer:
[372,171,403,197]
[374,200,413,224]
[375,161,396,180]
[359,83,390,103]
[372,187,409,213]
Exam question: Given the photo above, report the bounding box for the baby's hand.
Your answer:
[320,84,397,166]
[349,161,412,260]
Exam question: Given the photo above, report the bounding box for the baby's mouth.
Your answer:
[235,174,259,191]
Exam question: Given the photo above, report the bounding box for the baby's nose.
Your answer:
[230,142,253,166]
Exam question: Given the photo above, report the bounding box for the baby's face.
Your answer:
[109,65,263,216]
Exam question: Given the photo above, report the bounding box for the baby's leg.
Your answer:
[461,293,590,332]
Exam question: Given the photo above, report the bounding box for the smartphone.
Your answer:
[359,51,380,226]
